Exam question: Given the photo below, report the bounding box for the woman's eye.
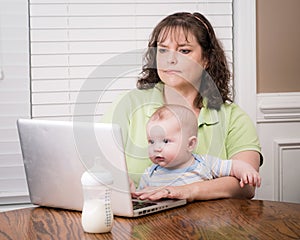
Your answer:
[148,139,154,144]
[158,48,167,54]
[163,139,169,144]
[179,49,191,54]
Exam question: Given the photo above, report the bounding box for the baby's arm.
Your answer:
[230,160,261,188]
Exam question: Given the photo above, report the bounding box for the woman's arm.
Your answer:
[135,150,260,202]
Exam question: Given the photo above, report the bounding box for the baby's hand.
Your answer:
[239,170,261,188]
[231,160,262,188]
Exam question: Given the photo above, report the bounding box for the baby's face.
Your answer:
[146,118,192,169]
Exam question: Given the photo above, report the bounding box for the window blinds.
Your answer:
[29,0,233,121]
[0,0,31,204]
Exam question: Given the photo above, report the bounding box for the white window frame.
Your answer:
[233,0,257,123]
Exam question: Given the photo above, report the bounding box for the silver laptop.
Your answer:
[17,118,186,217]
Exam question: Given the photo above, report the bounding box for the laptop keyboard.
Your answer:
[132,200,158,210]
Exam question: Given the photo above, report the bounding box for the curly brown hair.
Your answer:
[137,12,232,110]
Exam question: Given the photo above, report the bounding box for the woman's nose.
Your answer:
[167,50,178,65]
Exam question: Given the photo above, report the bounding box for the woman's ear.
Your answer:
[187,136,197,152]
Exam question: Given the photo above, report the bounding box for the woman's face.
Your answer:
[156,28,207,92]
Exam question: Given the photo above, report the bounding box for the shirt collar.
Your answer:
[198,98,219,126]
[149,158,199,176]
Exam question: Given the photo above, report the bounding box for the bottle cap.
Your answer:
[81,170,113,186]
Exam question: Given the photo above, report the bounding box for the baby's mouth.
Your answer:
[155,156,165,162]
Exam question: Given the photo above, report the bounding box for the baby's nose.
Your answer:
[154,141,164,151]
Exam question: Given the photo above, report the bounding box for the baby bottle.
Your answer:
[81,169,114,233]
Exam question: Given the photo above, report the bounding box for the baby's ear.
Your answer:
[187,136,197,152]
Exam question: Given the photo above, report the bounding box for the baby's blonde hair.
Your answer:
[148,104,198,137]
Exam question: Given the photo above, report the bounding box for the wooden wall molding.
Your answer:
[257,92,300,122]
[273,138,300,201]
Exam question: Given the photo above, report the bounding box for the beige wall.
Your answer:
[256,0,300,93]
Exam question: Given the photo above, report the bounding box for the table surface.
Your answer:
[0,199,299,240]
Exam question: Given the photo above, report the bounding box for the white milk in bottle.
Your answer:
[81,170,114,233]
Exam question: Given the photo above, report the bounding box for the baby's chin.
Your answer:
[151,156,169,167]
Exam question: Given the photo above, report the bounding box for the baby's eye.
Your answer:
[148,139,154,144]
[179,49,191,54]
[163,139,169,144]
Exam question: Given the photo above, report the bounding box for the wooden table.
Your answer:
[0,199,299,240]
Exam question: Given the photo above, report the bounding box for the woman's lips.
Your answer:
[163,69,181,74]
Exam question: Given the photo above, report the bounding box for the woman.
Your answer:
[102,12,262,202]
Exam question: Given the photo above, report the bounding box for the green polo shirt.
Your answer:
[101,82,262,186]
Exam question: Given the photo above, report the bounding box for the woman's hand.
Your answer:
[129,178,137,194]
[133,185,193,202]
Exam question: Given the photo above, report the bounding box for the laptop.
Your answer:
[17,118,186,217]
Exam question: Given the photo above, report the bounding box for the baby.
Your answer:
[138,104,261,190]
